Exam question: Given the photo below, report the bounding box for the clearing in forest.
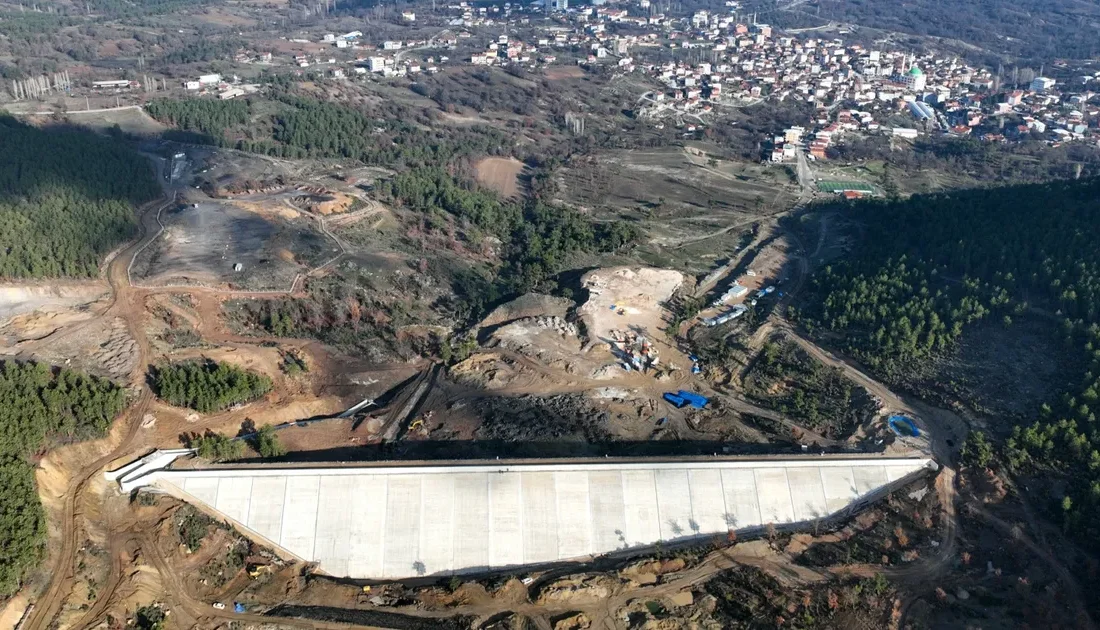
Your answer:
[474,156,525,198]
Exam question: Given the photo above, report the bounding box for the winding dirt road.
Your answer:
[20,187,171,630]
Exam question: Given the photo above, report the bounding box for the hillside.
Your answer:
[0,116,160,278]
[761,0,1100,62]
[796,177,1100,556]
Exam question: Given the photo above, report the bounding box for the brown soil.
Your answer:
[474,156,526,198]
[545,66,586,80]
[308,191,356,215]
[231,198,301,220]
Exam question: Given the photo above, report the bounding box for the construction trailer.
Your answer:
[704,304,748,327]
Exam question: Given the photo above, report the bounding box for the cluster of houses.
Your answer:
[82,0,1098,153]
[411,0,1099,154]
[635,7,1100,158]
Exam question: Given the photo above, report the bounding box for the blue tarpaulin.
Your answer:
[676,390,709,408]
[663,393,687,408]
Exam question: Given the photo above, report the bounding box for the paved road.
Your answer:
[794,148,816,201]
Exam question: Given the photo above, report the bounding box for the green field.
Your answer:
[817,180,875,193]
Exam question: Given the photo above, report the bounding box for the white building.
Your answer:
[1030,76,1056,92]
[92,80,131,89]
[898,66,926,92]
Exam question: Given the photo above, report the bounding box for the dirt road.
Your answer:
[20,189,171,630]
[19,160,319,629]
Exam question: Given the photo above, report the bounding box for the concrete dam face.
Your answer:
[112,455,935,579]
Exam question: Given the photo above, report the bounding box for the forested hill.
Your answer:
[0,360,126,596]
[796,177,1100,552]
[0,116,159,278]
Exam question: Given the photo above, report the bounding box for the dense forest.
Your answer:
[796,177,1100,553]
[0,116,160,278]
[145,98,250,145]
[0,360,126,596]
[150,360,272,413]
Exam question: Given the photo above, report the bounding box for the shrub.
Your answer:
[252,425,286,458]
[134,604,167,630]
[188,432,244,461]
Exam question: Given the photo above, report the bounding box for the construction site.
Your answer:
[0,136,959,629]
[1,103,1093,630]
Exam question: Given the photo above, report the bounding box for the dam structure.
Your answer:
[110,453,936,580]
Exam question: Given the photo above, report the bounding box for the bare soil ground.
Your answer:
[0,283,109,341]
[475,156,526,198]
[544,66,586,81]
[6,314,138,381]
[558,148,796,231]
[131,199,330,290]
[193,7,259,26]
[578,266,683,347]
[12,107,168,136]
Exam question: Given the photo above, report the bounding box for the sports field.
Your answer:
[817,180,875,193]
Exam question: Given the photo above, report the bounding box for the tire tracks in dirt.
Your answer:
[21,187,173,630]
